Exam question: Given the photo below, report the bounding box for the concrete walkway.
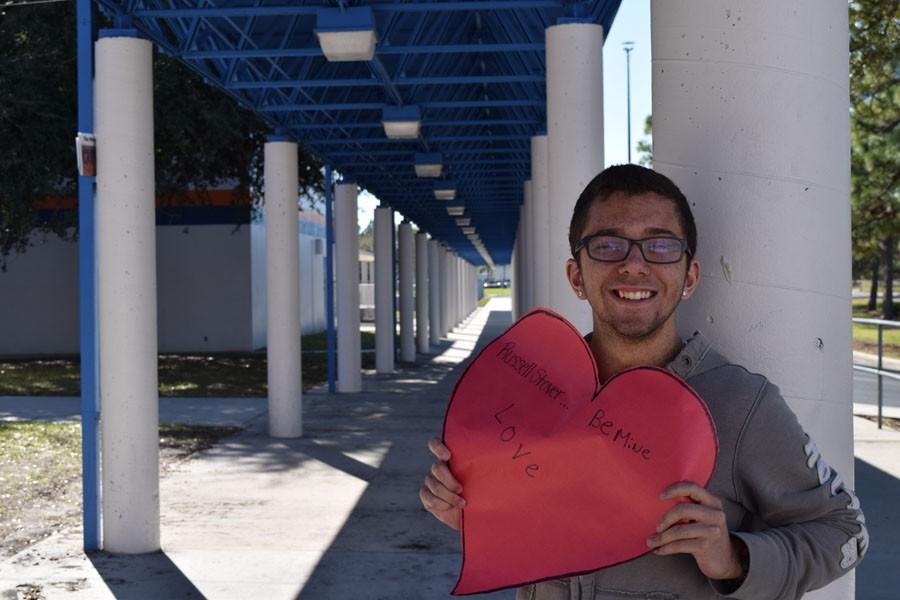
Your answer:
[1,298,898,599]
[0,300,515,600]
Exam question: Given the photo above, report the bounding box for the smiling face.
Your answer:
[566,191,700,343]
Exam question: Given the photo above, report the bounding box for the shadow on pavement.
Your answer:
[88,551,206,599]
[854,458,900,600]
[293,309,515,600]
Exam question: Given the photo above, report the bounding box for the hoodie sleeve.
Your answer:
[711,381,868,599]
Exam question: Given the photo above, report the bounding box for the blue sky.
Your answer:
[358,0,652,230]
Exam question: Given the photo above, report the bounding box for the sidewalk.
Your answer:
[0,300,516,600]
[0,299,897,599]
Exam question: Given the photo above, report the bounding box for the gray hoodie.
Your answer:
[516,331,867,600]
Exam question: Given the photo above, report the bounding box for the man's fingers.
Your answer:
[419,485,454,512]
[431,461,462,494]
[423,473,466,508]
[660,481,722,509]
[428,437,451,461]
[655,502,721,533]
[647,523,721,549]
[418,486,462,531]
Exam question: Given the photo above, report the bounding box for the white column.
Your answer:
[374,207,394,373]
[398,221,415,361]
[652,3,852,598]
[415,232,430,353]
[95,34,159,554]
[522,181,533,311]
[465,263,471,316]
[428,239,442,345]
[472,265,477,314]
[512,206,524,320]
[335,182,361,393]
[264,139,302,439]
[439,246,450,337]
[522,179,537,311]
[460,260,467,319]
[451,254,459,328]
[546,22,604,333]
[530,135,550,308]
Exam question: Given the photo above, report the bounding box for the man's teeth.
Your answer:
[617,290,653,300]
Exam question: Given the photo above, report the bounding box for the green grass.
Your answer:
[852,298,900,358]
[0,331,376,397]
[479,287,511,306]
[483,287,511,297]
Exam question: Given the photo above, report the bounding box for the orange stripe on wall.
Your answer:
[36,189,252,210]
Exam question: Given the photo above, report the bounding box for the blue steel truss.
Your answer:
[94,0,621,265]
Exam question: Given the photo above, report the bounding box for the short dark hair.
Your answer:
[568,164,697,261]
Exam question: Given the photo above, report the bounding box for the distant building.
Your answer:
[0,190,326,356]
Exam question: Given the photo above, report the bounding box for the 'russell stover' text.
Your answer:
[495,341,566,402]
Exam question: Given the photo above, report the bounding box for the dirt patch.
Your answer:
[860,415,900,431]
[0,422,240,558]
[853,340,900,360]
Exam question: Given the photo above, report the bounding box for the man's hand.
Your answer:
[418,437,466,531]
[645,482,745,581]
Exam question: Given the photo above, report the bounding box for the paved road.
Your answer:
[853,369,900,409]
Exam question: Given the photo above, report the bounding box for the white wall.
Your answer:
[0,215,327,356]
[157,225,253,352]
[0,231,80,355]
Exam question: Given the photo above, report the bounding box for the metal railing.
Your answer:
[852,317,900,428]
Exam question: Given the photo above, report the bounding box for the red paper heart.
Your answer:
[442,308,718,595]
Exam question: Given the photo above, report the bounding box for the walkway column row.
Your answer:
[650,7,854,599]
[374,206,394,373]
[398,221,415,362]
[335,182,361,393]
[428,239,442,346]
[96,33,159,554]
[265,138,303,440]
[416,232,430,354]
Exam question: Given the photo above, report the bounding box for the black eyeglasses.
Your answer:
[573,234,691,264]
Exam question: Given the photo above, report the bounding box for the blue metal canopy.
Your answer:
[94,0,622,265]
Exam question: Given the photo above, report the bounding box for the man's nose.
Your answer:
[618,242,650,274]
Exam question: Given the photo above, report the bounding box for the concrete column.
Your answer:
[374,207,394,373]
[468,265,478,313]
[469,265,478,312]
[522,181,533,311]
[460,260,467,319]
[451,254,459,328]
[652,3,853,597]
[458,259,464,321]
[512,206,524,320]
[428,239,442,345]
[530,135,550,308]
[546,21,603,333]
[398,221,415,361]
[264,139,302,439]
[439,247,450,337]
[335,182,361,393]
[95,33,159,554]
[415,232,430,353]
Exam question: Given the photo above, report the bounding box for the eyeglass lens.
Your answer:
[586,236,685,263]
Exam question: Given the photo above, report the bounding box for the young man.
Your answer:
[419,165,867,599]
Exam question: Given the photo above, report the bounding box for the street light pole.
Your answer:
[623,40,635,163]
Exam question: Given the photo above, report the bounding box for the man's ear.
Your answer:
[681,258,701,299]
[566,257,586,300]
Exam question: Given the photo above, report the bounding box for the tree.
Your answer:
[636,115,653,167]
[0,5,78,266]
[0,5,322,269]
[359,218,374,253]
[850,1,900,319]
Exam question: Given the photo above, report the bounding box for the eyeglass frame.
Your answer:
[573,233,692,264]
